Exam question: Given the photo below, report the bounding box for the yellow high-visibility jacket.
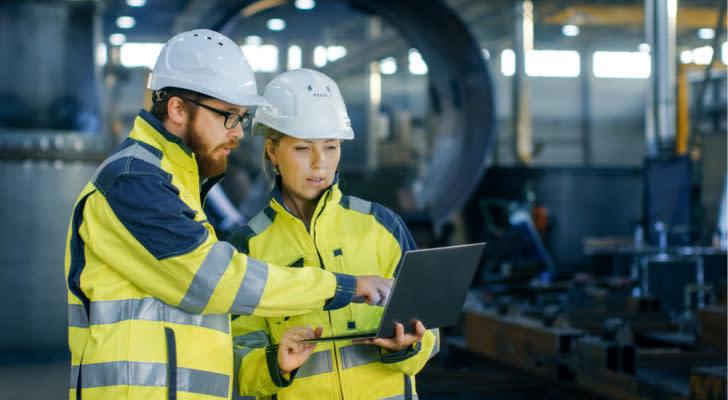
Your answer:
[228,178,439,400]
[64,110,357,400]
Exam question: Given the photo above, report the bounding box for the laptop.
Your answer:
[305,242,486,342]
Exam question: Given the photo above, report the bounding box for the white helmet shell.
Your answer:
[252,68,354,140]
[148,29,268,107]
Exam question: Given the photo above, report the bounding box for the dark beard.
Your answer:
[184,124,227,178]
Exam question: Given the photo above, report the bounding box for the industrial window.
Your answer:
[119,42,164,69]
[501,49,580,78]
[593,51,650,79]
[287,45,302,70]
[326,46,347,62]
[241,44,279,73]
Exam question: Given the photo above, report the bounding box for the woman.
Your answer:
[228,68,439,400]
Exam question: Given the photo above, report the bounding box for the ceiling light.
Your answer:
[698,28,715,40]
[380,57,397,75]
[295,0,315,10]
[126,0,146,6]
[109,33,126,46]
[562,24,579,37]
[267,18,286,31]
[116,16,135,29]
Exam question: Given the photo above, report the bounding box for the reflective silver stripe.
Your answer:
[233,330,270,349]
[380,394,419,400]
[297,350,333,378]
[233,330,270,374]
[179,241,235,313]
[247,210,273,234]
[89,297,229,333]
[339,343,379,370]
[229,257,268,315]
[91,142,161,184]
[68,304,89,328]
[428,329,440,360]
[348,196,372,215]
[179,367,230,398]
[70,365,79,389]
[71,361,229,398]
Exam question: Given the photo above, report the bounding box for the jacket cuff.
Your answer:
[379,342,422,364]
[265,345,298,387]
[323,273,356,311]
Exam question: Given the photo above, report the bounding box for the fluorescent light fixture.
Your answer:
[501,49,580,77]
[287,45,302,70]
[408,49,428,75]
[295,0,315,10]
[680,50,693,64]
[109,33,127,46]
[314,46,327,67]
[698,28,715,40]
[116,16,135,29]
[126,0,146,6]
[638,43,651,53]
[245,35,263,46]
[241,44,279,72]
[562,24,579,37]
[380,57,397,75]
[593,51,650,78]
[120,42,164,69]
[267,18,286,31]
[326,45,347,62]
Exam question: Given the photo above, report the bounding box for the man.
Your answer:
[64,29,392,400]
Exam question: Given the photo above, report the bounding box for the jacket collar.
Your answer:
[269,172,342,218]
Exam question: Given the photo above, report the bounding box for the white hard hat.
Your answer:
[252,68,354,140]
[148,29,268,107]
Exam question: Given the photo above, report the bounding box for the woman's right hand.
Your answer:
[277,325,324,374]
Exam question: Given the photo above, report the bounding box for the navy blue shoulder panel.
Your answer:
[93,139,168,194]
[68,190,95,314]
[94,139,209,260]
[340,196,417,277]
[225,225,255,255]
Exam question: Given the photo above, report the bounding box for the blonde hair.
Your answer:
[261,127,287,183]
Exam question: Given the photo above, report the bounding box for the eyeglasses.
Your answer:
[180,97,252,131]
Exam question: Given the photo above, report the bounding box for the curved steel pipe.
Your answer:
[212,0,496,229]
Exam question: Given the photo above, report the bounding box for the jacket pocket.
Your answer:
[164,327,178,400]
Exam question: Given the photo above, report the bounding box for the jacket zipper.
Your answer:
[309,192,345,399]
[164,327,178,400]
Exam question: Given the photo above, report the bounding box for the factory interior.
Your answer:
[0,0,726,399]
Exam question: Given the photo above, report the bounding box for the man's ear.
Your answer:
[167,96,187,125]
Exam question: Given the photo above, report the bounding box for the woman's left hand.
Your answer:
[354,320,426,352]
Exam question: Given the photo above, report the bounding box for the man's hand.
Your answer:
[353,275,394,306]
[354,320,426,352]
[277,326,323,375]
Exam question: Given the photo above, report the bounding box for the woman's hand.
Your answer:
[354,320,426,352]
[277,325,324,374]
